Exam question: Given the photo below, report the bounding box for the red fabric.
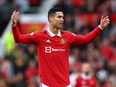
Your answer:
[75,75,97,87]
[71,0,84,7]
[24,67,38,80]
[12,25,102,86]
[100,46,114,60]
[24,67,38,87]
[29,0,40,5]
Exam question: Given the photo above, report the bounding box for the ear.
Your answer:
[49,16,53,22]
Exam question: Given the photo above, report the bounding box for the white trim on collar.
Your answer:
[81,73,92,80]
[46,28,61,37]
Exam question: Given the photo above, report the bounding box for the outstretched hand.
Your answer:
[11,10,19,26]
[99,15,110,29]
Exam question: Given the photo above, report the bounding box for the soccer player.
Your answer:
[11,7,110,87]
[74,63,98,87]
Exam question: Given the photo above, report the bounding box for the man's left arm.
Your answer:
[71,16,110,45]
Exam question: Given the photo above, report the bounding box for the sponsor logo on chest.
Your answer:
[45,46,65,53]
[44,38,66,53]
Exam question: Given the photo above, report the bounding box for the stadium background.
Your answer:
[0,0,116,87]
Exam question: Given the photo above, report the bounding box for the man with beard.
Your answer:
[75,63,98,87]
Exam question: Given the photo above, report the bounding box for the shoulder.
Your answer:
[75,76,83,82]
[61,30,76,36]
[61,31,74,35]
[32,30,47,36]
[61,30,71,34]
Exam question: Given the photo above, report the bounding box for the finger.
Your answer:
[106,18,110,22]
[107,21,110,25]
[13,10,17,14]
[104,17,110,23]
[11,14,18,20]
[100,15,104,23]
[16,11,19,14]
[103,16,109,20]
[106,19,110,24]
[13,12,19,17]
[13,10,19,15]
[12,10,19,19]
[101,15,104,20]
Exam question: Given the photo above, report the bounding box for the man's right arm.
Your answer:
[12,25,39,44]
[11,11,39,44]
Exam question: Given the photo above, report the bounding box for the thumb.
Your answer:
[101,15,104,22]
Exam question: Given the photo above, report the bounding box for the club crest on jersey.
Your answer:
[60,38,65,44]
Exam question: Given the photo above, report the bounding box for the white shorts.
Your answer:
[40,83,72,87]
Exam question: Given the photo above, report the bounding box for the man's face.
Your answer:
[82,63,92,75]
[50,11,64,29]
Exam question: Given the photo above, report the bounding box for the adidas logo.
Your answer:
[46,39,51,43]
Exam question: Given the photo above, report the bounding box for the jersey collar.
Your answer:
[81,73,92,80]
[46,28,61,37]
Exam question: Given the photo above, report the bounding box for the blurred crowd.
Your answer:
[0,0,43,36]
[0,0,116,87]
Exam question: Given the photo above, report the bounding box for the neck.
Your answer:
[49,24,59,35]
[85,72,90,76]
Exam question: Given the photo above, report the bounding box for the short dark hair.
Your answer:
[48,7,63,21]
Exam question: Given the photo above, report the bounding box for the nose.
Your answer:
[61,18,64,22]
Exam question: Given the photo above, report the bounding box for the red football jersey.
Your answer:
[75,73,97,87]
[12,26,102,86]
